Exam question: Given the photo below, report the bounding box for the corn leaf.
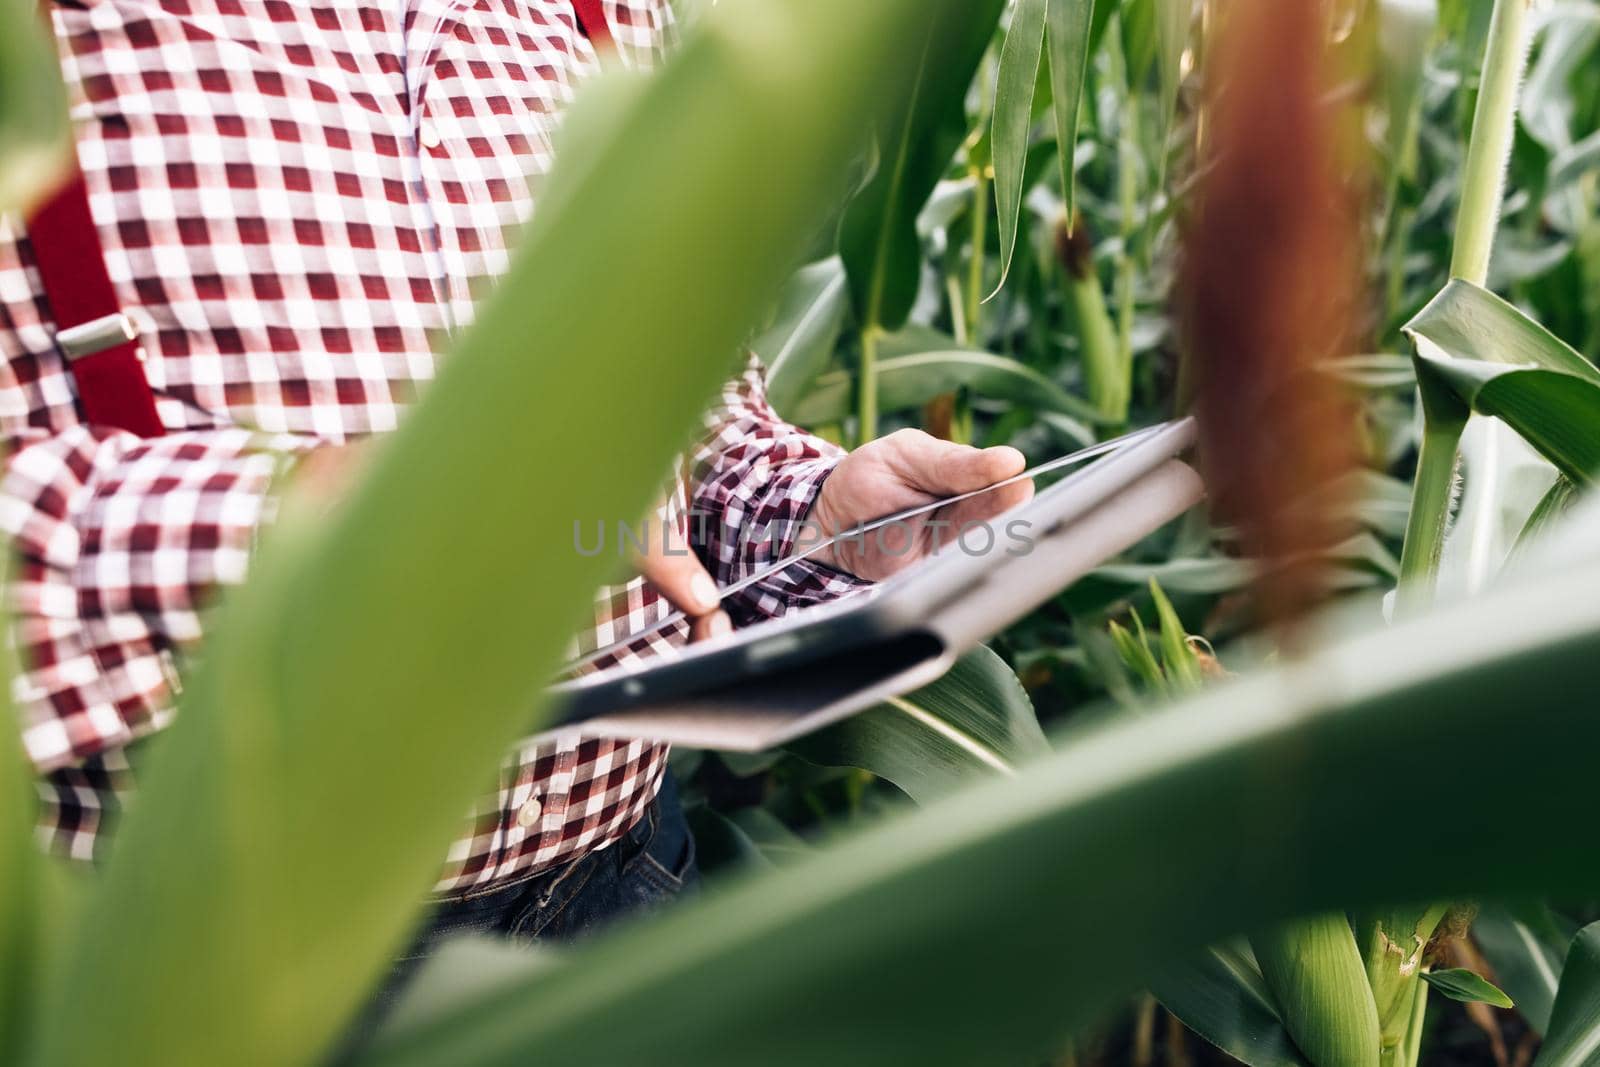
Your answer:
[0,0,69,213]
[1406,280,1600,486]
[791,347,1106,426]
[1376,0,1438,179]
[991,0,1048,296]
[33,1,948,1063]
[756,256,850,414]
[1473,904,1570,1034]
[1108,617,1166,693]
[0,639,34,1057]
[1147,579,1201,692]
[1151,945,1307,1067]
[1549,128,1600,193]
[1534,923,1600,1066]
[1045,0,1095,223]
[787,646,1050,803]
[1413,355,1600,485]
[361,538,1600,1067]
[1406,280,1600,383]
[1120,0,1157,82]
[839,0,1005,333]
[1510,476,1579,562]
[1422,968,1513,1008]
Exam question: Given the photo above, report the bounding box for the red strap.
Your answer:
[27,173,165,437]
[571,0,614,52]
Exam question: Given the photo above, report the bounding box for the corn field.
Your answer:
[4,0,1600,1063]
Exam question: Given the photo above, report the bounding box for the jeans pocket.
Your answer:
[631,804,698,899]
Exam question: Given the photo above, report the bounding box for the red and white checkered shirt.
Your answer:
[0,0,863,895]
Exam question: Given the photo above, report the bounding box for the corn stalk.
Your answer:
[1397,0,1534,612]
[1385,1,1536,1061]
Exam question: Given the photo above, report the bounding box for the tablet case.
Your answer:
[564,456,1205,751]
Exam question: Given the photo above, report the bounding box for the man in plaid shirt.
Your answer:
[0,0,1027,956]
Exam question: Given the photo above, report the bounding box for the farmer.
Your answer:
[0,0,1026,956]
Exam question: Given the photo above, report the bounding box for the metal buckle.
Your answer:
[56,313,139,363]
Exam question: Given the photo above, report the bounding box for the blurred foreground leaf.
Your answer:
[364,533,1600,1066]
[34,1,948,1063]
[0,633,34,1056]
[0,0,69,213]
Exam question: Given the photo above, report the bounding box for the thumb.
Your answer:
[890,432,1026,495]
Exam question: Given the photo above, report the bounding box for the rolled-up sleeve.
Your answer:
[0,424,315,772]
[688,354,870,623]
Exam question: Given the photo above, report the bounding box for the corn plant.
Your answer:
[8,0,1600,1065]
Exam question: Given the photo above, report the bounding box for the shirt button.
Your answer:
[419,121,442,150]
[516,795,543,828]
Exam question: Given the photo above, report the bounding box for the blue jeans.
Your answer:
[404,770,698,948]
[349,772,698,1052]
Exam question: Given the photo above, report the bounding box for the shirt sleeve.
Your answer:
[0,423,316,773]
[688,354,871,624]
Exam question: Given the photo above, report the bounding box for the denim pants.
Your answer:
[351,771,698,1050]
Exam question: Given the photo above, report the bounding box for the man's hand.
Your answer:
[808,430,1033,581]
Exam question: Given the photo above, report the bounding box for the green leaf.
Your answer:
[1045,0,1095,221]
[1406,280,1600,485]
[1473,904,1569,1034]
[1422,968,1514,1009]
[1535,923,1600,1066]
[0,0,70,213]
[1549,128,1600,193]
[1088,0,1118,55]
[1152,0,1187,135]
[1509,476,1578,563]
[789,646,1049,803]
[790,344,1107,426]
[1406,279,1600,383]
[756,257,850,414]
[839,0,1006,333]
[1152,945,1308,1067]
[991,0,1047,297]
[1414,356,1600,486]
[1147,578,1200,692]
[33,0,951,1063]
[1376,0,1438,180]
[0,624,36,1056]
[1120,0,1157,83]
[726,807,811,865]
[1317,355,1417,392]
[390,937,556,1043]
[360,537,1600,1067]
[1108,618,1165,693]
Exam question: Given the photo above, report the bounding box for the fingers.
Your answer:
[634,526,732,641]
[690,610,733,643]
[883,429,1027,496]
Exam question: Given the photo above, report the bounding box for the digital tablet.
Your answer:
[542,417,1203,750]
